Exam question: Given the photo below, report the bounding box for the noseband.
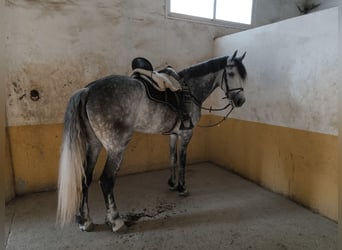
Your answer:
[221,67,244,100]
[196,66,244,128]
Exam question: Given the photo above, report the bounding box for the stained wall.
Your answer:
[4,0,233,199]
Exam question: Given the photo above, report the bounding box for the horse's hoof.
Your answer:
[76,215,94,232]
[79,220,95,232]
[178,190,189,197]
[111,218,127,233]
[177,184,189,197]
[168,179,177,191]
[169,185,178,191]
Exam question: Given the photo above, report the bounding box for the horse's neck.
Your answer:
[187,70,222,104]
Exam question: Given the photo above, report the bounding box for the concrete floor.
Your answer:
[5,163,337,250]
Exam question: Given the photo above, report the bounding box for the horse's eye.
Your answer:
[228,72,235,77]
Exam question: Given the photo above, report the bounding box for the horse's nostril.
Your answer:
[235,96,245,107]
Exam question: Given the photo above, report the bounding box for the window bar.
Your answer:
[213,0,217,20]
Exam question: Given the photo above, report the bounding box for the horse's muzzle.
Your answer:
[232,91,246,107]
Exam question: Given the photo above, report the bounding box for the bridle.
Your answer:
[221,66,244,98]
[190,65,244,128]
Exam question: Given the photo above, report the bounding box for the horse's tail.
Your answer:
[57,88,89,227]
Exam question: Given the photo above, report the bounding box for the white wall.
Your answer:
[210,8,338,135]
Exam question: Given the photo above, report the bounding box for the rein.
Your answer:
[187,67,241,128]
[197,103,234,128]
[189,93,235,128]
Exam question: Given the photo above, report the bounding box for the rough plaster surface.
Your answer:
[5,1,337,127]
[211,8,338,135]
[5,0,320,127]
[5,0,239,126]
[5,163,337,250]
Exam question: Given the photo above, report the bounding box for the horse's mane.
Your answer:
[178,55,247,81]
[178,56,228,80]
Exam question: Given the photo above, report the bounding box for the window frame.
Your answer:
[165,0,255,29]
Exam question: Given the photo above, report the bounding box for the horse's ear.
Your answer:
[240,52,246,61]
[231,50,238,60]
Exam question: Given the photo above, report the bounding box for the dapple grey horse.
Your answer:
[57,51,247,232]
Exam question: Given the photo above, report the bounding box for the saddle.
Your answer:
[131,68,181,92]
[130,57,193,130]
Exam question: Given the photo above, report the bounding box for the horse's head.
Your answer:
[220,51,247,107]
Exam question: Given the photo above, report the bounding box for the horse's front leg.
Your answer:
[177,130,193,196]
[168,133,178,190]
[99,150,126,233]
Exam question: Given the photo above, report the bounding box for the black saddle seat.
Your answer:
[132,57,153,71]
[131,57,179,111]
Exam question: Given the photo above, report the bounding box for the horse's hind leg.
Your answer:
[168,133,178,190]
[100,149,126,233]
[76,138,102,232]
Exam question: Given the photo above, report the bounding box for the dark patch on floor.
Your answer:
[124,201,176,227]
